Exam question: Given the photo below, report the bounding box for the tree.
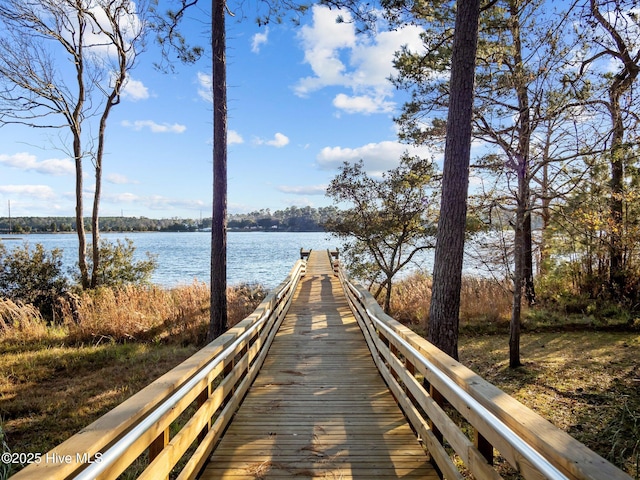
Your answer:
[87,238,157,287]
[426,0,480,360]
[393,0,593,364]
[0,0,148,289]
[579,0,640,295]
[0,242,69,320]
[209,0,228,341]
[155,0,310,341]
[325,156,438,314]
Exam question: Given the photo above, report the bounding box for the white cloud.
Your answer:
[0,152,74,176]
[108,192,140,203]
[268,133,290,147]
[277,184,327,195]
[122,77,149,101]
[121,120,186,133]
[228,130,244,145]
[294,5,425,115]
[295,7,356,96]
[106,173,137,184]
[252,28,269,53]
[0,184,56,199]
[197,72,212,103]
[317,140,434,173]
[350,25,425,89]
[333,93,394,115]
[255,132,290,148]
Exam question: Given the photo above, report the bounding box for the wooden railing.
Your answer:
[337,263,632,480]
[11,259,306,480]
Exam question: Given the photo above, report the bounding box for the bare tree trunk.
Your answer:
[509,0,531,367]
[427,0,480,360]
[384,276,393,315]
[91,156,101,288]
[74,136,89,289]
[523,209,535,305]
[72,65,88,289]
[209,0,228,342]
[608,91,625,294]
[510,216,524,368]
[90,77,123,287]
[510,157,527,368]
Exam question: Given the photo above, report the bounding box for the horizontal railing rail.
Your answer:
[12,259,306,480]
[337,264,632,480]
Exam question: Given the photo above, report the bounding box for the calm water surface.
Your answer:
[3,231,337,288]
[2,231,499,289]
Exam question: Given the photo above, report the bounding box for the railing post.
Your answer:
[149,428,169,479]
[223,358,235,403]
[428,382,445,479]
[405,359,417,405]
[239,344,249,376]
[475,430,494,465]
[389,343,401,384]
[197,384,211,443]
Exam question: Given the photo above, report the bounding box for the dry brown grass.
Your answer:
[459,332,640,479]
[388,273,513,329]
[0,282,268,346]
[0,282,267,349]
[0,299,53,342]
[63,282,212,345]
[0,282,267,477]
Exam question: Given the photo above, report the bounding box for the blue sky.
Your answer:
[0,3,436,219]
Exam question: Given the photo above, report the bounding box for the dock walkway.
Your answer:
[201,250,436,479]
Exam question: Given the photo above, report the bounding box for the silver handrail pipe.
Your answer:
[12,259,307,480]
[337,264,632,480]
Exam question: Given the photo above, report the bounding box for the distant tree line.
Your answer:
[228,206,339,232]
[0,206,339,234]
[0,217,202,233]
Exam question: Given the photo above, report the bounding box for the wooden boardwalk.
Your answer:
[201,250,436,479]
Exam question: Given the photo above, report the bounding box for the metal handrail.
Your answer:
[338,266,632,480]
[368,306,567,479]
[12,258,307,480]
[75,307,272,480]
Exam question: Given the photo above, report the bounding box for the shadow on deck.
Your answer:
[202,250,436,479]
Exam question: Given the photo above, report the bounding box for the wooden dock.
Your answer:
[12,249,632,480]
[202,250,436,479]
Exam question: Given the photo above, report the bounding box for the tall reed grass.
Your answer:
[0,299,50,341]
[0,283,267,346]
[387,273,513,331]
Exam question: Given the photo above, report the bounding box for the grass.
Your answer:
[0,343,198,461]
[389,272,513,330]
[0,282,266,478]
[459,332,640,479]
[390,273,639,478]
[1,275,638,478]
[62,281,266,345]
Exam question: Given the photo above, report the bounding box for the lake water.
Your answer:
[1,231,499,289]
[1,231,338,289]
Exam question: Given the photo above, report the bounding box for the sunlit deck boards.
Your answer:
[201,250,436,479]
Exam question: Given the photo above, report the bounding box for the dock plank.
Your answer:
[200,250,436,479]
